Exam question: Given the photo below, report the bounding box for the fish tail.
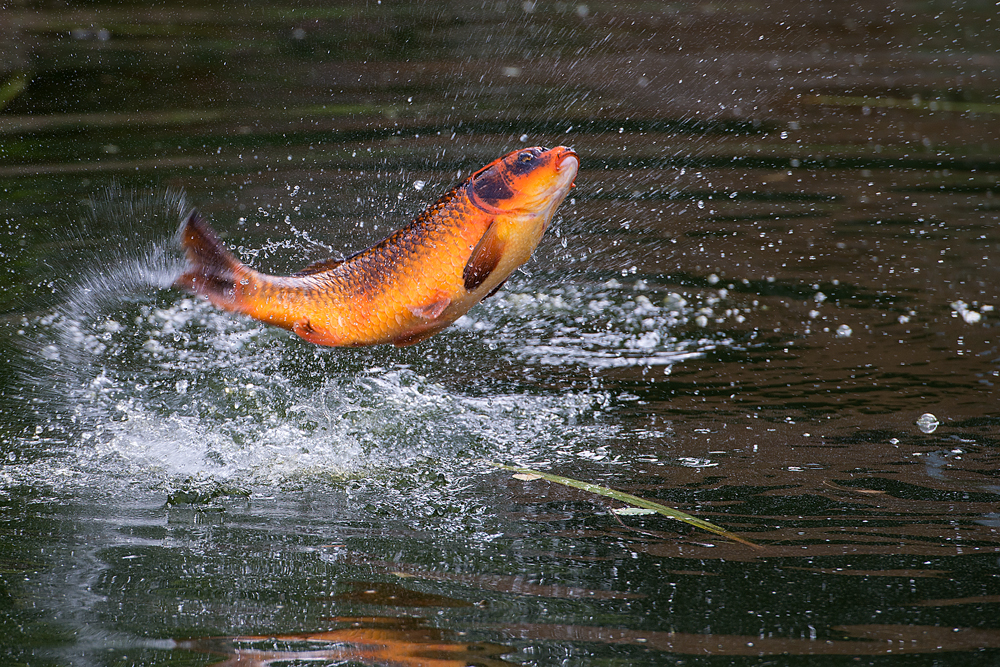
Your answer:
[175,210,254,310]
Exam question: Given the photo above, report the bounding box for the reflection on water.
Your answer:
[1,0,999,664]
[503,622,1000,656]
[178,617,513,667]
[178,618,1000,664]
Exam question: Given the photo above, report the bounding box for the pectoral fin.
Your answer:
[484,278,508,299]
[463,221,505,292]
[407,296,451,321]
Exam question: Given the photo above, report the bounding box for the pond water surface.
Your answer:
[1,1,999,665]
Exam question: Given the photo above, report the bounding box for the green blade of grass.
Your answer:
[494,462,759,549]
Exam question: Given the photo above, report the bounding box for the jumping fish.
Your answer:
[175,145,578,346]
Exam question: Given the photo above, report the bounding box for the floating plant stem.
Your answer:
[493,463,759,549]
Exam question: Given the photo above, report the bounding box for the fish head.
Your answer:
[467,146,579,232]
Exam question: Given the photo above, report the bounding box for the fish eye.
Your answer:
[510,148,543,174]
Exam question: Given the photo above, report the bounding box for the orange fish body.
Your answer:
[175,146,578,347]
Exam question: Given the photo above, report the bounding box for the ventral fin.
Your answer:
[291,256,347,277]
[392,328,440,347]
[293,318,339,346]
[463,222,505,292]
[407,296,451,321]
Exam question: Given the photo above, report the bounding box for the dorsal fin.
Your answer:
[291,255,348,276]
[407,183,466,229]
[463,221,505,292]
[288,183,469,279]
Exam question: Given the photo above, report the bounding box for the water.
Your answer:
[2,1,999,665]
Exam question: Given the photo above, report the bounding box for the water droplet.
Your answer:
[835,324,852,338]
[916,413,939,434]
[612,507,656,516]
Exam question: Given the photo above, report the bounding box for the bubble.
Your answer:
[916,413,939,434]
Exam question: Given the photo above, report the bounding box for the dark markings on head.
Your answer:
[471,169,514,207]
[508,147,546,176]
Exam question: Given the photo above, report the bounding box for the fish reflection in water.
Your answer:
[173,617,1000,663]
[176,616,513,667]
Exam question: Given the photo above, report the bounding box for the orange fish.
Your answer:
[175,146,578,347]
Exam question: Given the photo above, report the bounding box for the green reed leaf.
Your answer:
[494,462,760,549]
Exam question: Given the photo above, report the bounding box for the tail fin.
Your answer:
[175,210,250,308]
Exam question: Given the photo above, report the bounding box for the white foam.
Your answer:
[7,191,735,495]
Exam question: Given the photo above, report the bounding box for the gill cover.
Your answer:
[467,147,547,211]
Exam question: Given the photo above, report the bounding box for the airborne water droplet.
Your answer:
[916,413,939,434]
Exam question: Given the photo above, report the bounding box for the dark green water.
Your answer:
[2,2,999,665]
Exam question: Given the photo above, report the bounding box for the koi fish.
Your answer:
[175,145,578,347]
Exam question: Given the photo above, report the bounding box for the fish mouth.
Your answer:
[552,146,578,166]
[546,146,579,197]
[538,147,578,233]
[553,147,579,186]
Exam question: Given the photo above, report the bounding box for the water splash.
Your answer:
[4,189,735,498]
